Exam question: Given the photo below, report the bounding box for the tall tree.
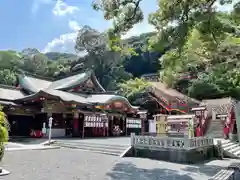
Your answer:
[93,0,240,100]
[74,26,132,90]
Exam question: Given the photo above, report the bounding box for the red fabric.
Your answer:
[30,130,43,138]
[196,127,201,137]
[224,127,229,135]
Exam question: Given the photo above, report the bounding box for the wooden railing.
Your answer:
[131,133,213,150]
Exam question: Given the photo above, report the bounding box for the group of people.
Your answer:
[112,125,123,136]
[195,123,230,139]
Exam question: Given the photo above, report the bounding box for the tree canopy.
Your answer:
[0,0,239,103]
[93,0,240,100]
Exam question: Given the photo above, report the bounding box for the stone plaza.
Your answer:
[1,144,240,180]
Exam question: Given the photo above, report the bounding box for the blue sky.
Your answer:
[0,0,157,53]
[0,0,235,54]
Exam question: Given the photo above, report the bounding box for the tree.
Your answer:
[93,0,240,100]
[0,106,9,161]
[74,26,132,90]
[93,0,238,50]
[118,78,150,102]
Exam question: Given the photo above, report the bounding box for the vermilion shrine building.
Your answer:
[0,71,144,138]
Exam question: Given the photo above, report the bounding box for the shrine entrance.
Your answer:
[108,115,125,136]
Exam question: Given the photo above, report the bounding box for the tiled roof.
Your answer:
[18,74,52,93]
[18,70,105,93]
[86,94,139,109]
[2,71,136,110]
[0,85,25,100]
[47,71,90,90]
[45,90,90,104]
[150,82,200,104]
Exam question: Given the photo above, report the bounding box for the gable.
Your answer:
[17,74,52,94]
[49,71,105,93]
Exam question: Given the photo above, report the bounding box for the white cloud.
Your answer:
[52,0,79,16]
[43,1,155,54]
[123,21,155,39]
[68,20,81,31]
[43,20,81,53]
[43,32,77,53]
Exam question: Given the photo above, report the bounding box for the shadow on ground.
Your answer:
[9,137,46,145]
[182,159,239,177]
[182,164,221,177]
[106,162,194,180]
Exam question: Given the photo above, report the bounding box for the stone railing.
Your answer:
[131,133,213,150]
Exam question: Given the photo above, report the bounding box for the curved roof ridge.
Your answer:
[16,70,54,81]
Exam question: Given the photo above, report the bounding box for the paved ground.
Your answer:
[2,148,240,180]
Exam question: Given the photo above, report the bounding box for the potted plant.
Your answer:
[0,105,9,175]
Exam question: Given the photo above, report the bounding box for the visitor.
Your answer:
[224,124,229,139]
[195,124,201,137]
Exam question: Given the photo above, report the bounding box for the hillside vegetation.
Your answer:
[0,0,239,102]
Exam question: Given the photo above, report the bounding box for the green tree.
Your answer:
[118,78,150,101]
[94,0,240,100]
[74,26,132,90]
[0,106,9,161]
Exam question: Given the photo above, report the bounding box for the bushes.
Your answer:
[0,106,9,161]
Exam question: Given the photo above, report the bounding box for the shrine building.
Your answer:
[0,70,144,138]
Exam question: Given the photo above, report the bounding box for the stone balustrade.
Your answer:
[131,133,213,150]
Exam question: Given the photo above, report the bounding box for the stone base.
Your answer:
[0,167,10,176]
[132,146,215,164]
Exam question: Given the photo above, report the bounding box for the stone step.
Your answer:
[222,142,235,148]
[233,149,240,156]
[223,143,239,151]
[55,141,128,150]
[58,144,124,156]
[54,141,129,156]
[229,146,240,154]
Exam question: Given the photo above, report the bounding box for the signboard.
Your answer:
[84,115,108,127]
[126,118,141,128]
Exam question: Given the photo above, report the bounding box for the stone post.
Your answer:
[131,132,135,146]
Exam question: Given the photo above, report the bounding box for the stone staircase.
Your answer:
[53,141,129,156]
[217,139,240,158]
[206,119,224,138]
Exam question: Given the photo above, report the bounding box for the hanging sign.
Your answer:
[126,118,141,128]
[84,115,108,127]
